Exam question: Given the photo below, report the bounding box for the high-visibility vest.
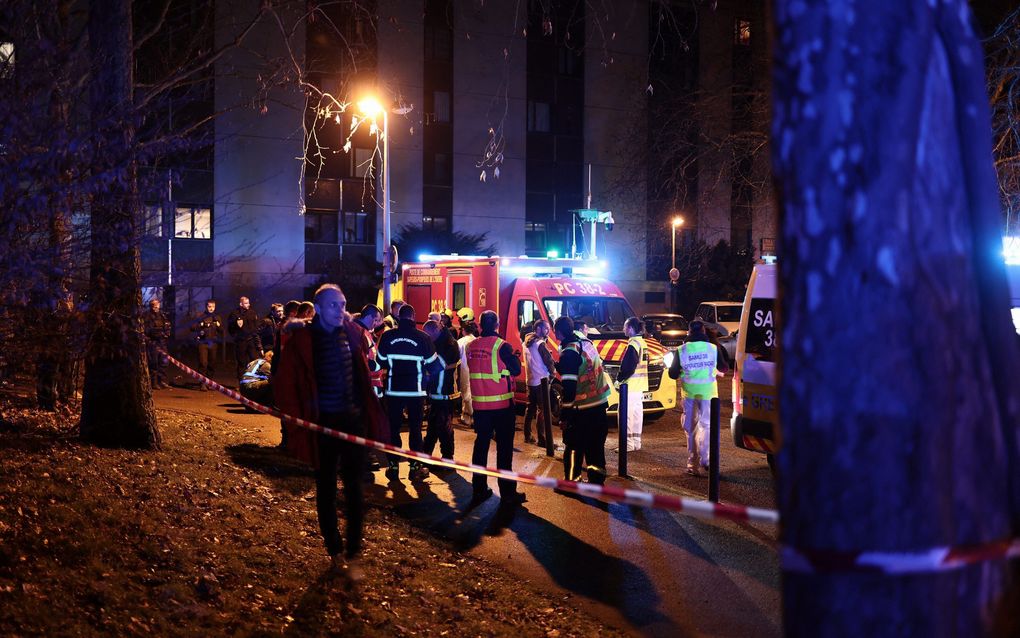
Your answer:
[429,353,462,401]
[625,336,649,393]
[561,342,611,409]
[363,330,384,397]
[678,340,719,399]
[467,336,513,410]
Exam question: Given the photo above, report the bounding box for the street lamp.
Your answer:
[671,216,684,271]
[670,216,684,313]
[357,96,392,310]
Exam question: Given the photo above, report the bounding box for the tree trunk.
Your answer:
[79,0,160,449]
[772,1,1020,635]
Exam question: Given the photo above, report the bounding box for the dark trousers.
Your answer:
[471,407,517,498]
[146,341,168,386]
[386,395,425,466]
[315,411,366,559]
[523,384,547,442]
[234,337,260,379]
[423,399,455,459]
[563,402,609,484]
[197,342,217,377]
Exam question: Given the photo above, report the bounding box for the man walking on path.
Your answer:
[466,310,525,511]
[273,284,386,580]
[228,296,262,380]
[668,319,728,476]
[554,316,611,484]
[522,319,555,446]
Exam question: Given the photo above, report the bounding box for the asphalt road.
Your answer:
[156,369,780,637]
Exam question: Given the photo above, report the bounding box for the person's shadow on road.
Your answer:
[224,443,312,496]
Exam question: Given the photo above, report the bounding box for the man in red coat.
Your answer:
[274,284,387,580]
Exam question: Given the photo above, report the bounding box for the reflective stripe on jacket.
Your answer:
[561,342,611,409]
[429,353,462,400]
[679,340,719,399]
[467,336,512,410]
[625,336,649,393]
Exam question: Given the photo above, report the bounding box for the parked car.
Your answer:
[641,313,688,348]
[694,301,743,336]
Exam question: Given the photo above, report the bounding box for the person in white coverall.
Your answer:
[614,317,648,451]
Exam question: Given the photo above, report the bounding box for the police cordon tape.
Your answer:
[161,351,778,525]
[162,352,1020,574]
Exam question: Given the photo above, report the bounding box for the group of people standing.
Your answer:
[156,281,728,582]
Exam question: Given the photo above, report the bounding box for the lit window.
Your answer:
[175,206,212,239]
[734,19,751,46]
[0,42,13,79]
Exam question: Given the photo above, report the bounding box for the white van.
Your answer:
[730,263,780,456]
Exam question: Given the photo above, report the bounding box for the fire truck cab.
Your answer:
[387,255,677,418]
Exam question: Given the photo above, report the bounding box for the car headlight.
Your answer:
[663,350,676,368]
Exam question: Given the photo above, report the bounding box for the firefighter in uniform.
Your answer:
[554,316,611,484]
[466,310,525,510]
[668,319,727,476]
[615,316,648,452]
[377,304,441,481]
[355,304,385,399]
[422,320,461,462]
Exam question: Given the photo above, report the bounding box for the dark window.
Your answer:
[305,211,338,243]
[433,90,451,123]
[527,101,551,132]
[342,210,372,244]
[452,282,466,310]
[433,153,451,184]
[422,215,449,231]
[525,221,547,254]
[144,204,164,237]
[424,25,452,61]
[558,46,579,76]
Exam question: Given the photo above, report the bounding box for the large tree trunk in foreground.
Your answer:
[79,0,159,449]
[772,0,1020,635]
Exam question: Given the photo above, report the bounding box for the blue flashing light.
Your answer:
[1005,236,1020,265]
[546,249,559,259]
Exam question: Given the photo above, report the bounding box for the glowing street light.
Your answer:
[671,216,684,271]
[358,95,393,310]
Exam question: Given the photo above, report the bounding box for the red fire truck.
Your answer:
[386,255,677,418]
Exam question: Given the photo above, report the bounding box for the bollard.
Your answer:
[618,382,628,477]
[540,377,554,457]
[709,397,720,502]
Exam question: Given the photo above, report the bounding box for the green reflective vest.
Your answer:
[678,340,718,399]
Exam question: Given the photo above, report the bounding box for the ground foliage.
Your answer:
[0,392,623,637]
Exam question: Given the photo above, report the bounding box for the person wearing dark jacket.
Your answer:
[273,284,387,580]
[465,310,525,511]
[142,299,172,389]
[554,315,611,484]
[227,296,262,380]
[190,300,223,390]
[376,304,441,481]
[422,320,461,462]
[258,303,284,357]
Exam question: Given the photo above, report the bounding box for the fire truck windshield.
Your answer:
[543,296,635,333]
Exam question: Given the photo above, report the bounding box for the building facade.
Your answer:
[141,0,774,333]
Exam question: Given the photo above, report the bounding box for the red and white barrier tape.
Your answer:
[782,538,1020,575]
[162,352,779,525]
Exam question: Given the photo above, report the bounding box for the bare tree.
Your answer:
[772,0,1020,634]
[987,6,1020,237]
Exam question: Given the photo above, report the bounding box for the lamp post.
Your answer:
[670,216,684,313]
[358,96,392,311]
